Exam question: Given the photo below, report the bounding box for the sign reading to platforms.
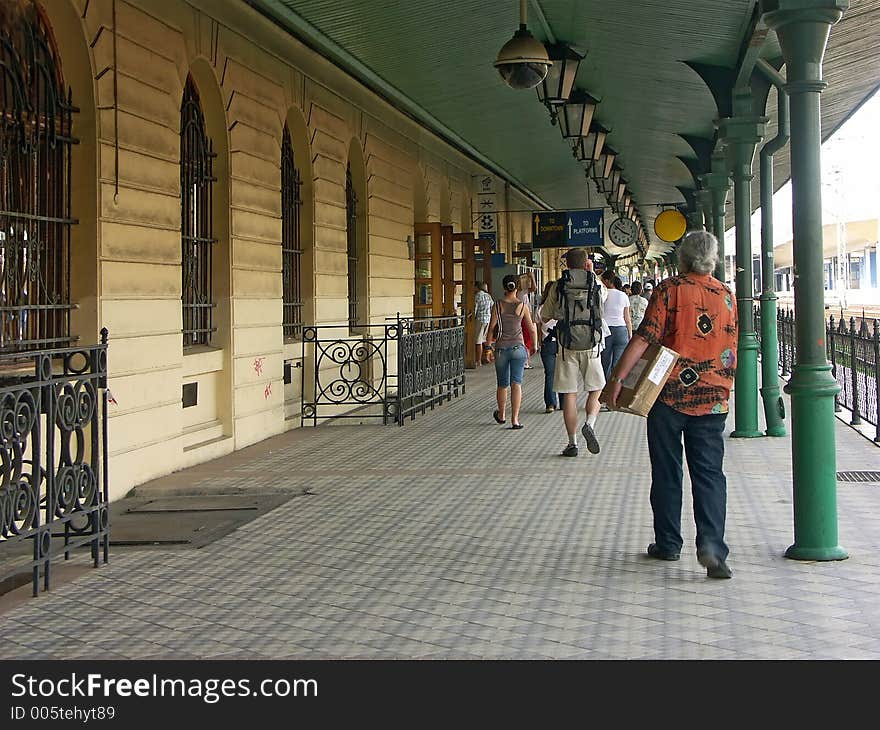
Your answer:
[533,208,604,249]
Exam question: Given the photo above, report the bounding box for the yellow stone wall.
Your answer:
[46,0,539,500]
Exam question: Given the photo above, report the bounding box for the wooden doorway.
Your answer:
[460,234,493,368]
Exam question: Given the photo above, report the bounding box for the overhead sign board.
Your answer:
[532,208,604,249]
[533,211,567,248]
[567,209,604,246]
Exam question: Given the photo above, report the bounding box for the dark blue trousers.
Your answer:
[540,340,559,409]
[646,400,729,561]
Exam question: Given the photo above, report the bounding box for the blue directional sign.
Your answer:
[567,208,604,246]
[532,208,604,248]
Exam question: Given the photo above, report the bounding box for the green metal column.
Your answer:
[762,0,848,561]
[718,99,767,439]
[701,151,731,282]
[696,188,713,234]
[757,60,789,437]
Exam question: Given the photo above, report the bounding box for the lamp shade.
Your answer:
[536,43,584,108]
[601,145,617,179]
[558,89,597,139]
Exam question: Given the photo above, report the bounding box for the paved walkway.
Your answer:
[2,363,880,659]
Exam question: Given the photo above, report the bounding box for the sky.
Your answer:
[724,87,880,255]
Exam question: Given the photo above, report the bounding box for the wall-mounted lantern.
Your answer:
[536,43,584,123]
[558,89,598,139]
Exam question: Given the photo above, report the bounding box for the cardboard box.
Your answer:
[601,343,679,417]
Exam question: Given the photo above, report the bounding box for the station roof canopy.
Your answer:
[246,0,880,261]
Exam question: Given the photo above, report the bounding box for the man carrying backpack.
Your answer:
[540,248,605,456]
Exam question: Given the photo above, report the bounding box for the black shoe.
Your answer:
[561,444,579,457]
[647,543,680,561]
[698,551,733,579]
[580,422,600,454]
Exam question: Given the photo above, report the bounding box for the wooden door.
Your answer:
[460,235,495,368]
[413,222,443,319]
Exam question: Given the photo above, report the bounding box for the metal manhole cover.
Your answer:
[837,471,880,482]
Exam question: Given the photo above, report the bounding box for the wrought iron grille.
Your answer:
[757,306,880,441]
[180,76,216,347]
[397,315,465,425]
[0,7,78,354]
[281,125,303,340]
[0,330,110,596]
[346,164,359,331]
[301,314,465,427]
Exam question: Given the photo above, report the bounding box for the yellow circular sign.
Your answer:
[654,209,687,243]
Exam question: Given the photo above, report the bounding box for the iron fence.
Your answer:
[0,330,110,596]
[397,315,465,425]
[756,307,880,439]
[301,315,465,427]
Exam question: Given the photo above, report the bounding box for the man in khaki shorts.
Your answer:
[540,248,605,456]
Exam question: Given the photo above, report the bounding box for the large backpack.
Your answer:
[555,268,603,352]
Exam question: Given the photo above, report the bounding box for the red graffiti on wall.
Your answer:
[264,382,272,400]
[253,357,265,376]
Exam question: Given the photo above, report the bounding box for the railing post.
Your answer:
[873,319,880,442]
[397,314,404,426]
[779,309,787,376]
[829,315,841,412]
[849,316,861,426]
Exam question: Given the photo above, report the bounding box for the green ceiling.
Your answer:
[247,0,880,261]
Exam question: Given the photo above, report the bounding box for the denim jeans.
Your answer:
[646,400,729,560]
[494,344,527,387]
[601,325,630,377]
[540,340,559,408]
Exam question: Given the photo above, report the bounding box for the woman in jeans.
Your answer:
[485,274,538,429]
[600,271,632,378]
[535,280,560,413]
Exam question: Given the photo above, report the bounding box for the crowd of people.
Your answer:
[475,231,738,580]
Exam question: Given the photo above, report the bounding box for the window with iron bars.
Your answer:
[346,163,359,331]
[0,7,77,354]
[180,75,216,348]
[281,125,303,340]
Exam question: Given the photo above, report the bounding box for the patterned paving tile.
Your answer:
[2,366,880,660]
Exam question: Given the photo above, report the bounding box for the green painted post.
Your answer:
[762,0,848,561]
[701,152,731,282]
[758,61,788,436]
[718,98,767,439]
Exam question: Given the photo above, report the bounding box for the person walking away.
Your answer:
[629,281,648,331]
[535,280,560,413]
[473,281,493,367]
[600,270,632,378]
[606,231,737,579]
[540,248,605,456]
[485,274,538,429]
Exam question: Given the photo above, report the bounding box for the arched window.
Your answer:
[281,125,302,339]
[0,6,76,353]
[345,163,358,329]
[180,75,216,347]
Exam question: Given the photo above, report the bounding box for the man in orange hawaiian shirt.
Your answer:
[607,231,737,579]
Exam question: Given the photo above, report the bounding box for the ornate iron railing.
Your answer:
[757,307,880,439]
[301,315,465,427]
[0,330,110,596]
[397,315,465,425]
